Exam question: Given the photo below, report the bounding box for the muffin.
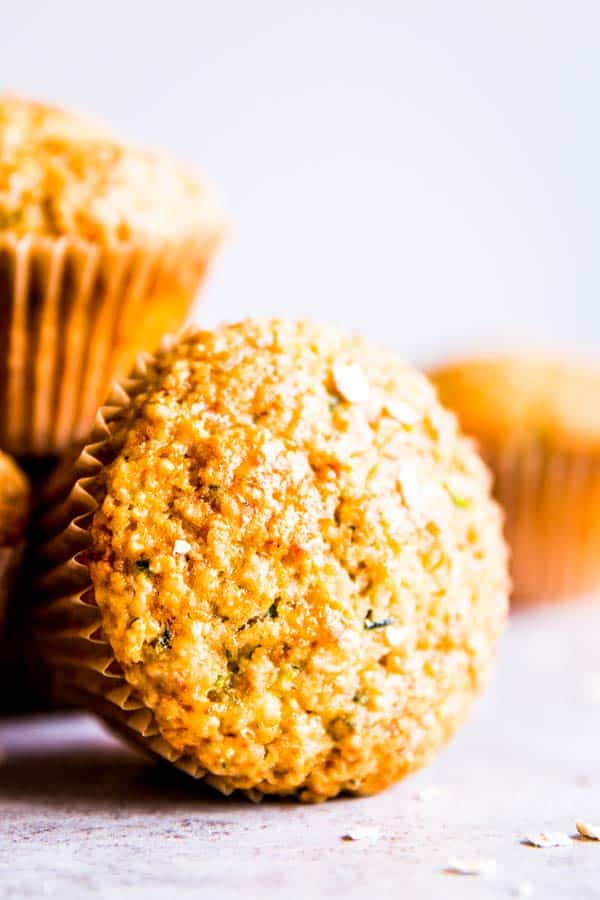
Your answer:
[0,450,29,625]
[0,94,224,457]
[34,319,508,801]
[431,355,600,604]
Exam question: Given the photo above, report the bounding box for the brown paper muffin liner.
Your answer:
[486,440,600,604]
[0,230,221,457]
[32,351,239,791]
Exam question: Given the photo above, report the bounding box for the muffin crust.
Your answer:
[89,319,509,800]
[0,95,223,244]
[431,355,600,453]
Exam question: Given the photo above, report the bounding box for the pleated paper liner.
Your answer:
[485,440,600,604]
[0,229,221,458]
[32,350,251,796]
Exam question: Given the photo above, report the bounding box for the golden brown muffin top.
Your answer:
[89,319,508,800]
[431,355,600,453]
[0,95,223,244]
[0,450,29,545]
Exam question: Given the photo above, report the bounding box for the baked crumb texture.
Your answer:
[37,319,508,801]
[431,356,600,603]
[0,94,223,244]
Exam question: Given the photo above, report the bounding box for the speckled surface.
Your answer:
[1,600,600,899]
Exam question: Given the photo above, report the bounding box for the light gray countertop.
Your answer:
[1,600,600,900]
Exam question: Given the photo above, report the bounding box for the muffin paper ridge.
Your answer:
[33,348,212,784]
[0,231,219,456]
[488,441,600,604]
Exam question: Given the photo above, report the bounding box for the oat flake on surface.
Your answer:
[341,826,381,842]
[523,832,571,848]
[576,821,600,840]
[445,856,497,877]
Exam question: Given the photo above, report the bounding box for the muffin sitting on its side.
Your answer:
[431,355,600,604]
[0,94,224,456]
[0,450,29,625]
[35,319,508,801]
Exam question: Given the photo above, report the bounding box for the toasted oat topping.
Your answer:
[384,399,421,425]
[332,362,370,404]
[173,539,191,555]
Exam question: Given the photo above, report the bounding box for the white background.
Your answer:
[4,0,599,366]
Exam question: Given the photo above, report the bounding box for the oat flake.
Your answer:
[384,399,420,425]
[385,625,409,647]
[332,363,370,404]
[341,826,381,842]
[524,832,571,848]
[576,821,600,840]
[446,856,497,877]
[173,539,191,555]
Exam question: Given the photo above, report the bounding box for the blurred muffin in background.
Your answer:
[0,94,225,457]
[430,355,600,605]
[34,318,508,801]
[0,450,29,626]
